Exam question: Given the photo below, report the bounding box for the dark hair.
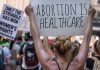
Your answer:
[16,37,22,41]
[25,32,32,41]
[2,39,9,43]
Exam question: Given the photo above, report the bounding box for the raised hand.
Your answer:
[88,5,96,19]
[25,4,34,16]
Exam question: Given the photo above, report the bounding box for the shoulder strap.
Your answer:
[26,41,33,46]
[25,41,29,45]
[66,62,70,70]
[52,57,61,70]
[0,47,4,54]
[0,47,4,62]
[19,43,25,55]
[52,57,70,70]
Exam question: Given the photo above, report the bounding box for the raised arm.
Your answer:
[73,5,96,67]
[25,5,51,67]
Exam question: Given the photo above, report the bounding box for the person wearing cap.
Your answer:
[18,32,39,70]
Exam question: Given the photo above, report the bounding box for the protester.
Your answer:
[13,37,24,53]
[18,32,39,70]
[85,38,100,70]
[10,37,24,70]
[25,3,95,70]
[0,39,11,70]
[43,36,80,62]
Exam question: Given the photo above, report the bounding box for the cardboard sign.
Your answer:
[0,4,24,40]
[30,0,90,36]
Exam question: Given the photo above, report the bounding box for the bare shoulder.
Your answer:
[44,58,59,70]
[68,60,84,70]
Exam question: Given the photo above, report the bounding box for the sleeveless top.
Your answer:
[52,57,70,70]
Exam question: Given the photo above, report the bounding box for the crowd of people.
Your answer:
[0,2,100,70]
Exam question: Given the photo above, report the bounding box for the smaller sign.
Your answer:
[0,4,24,40]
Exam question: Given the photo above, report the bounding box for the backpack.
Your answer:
[24,42,38,67]
[92,57,100,70]
[0,47,4,69]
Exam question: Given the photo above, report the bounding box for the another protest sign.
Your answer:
[30,0,90,36]
[0,4,24,40]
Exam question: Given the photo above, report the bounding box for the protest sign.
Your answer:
[0,4,23,40]
[30,0,90,36]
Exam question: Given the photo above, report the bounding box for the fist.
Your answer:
[25,4,34,16]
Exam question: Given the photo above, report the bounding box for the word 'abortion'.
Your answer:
[36,3,87,16]
[2,6,22,24]
[36,3,88,29]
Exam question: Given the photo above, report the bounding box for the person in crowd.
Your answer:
[85,38,100,70]
[25,3,95,70]
[43,36,80,62]
[18,32,39,70]
[10,37,24,70]
[0,39,11,70]
[13,36,24,53]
